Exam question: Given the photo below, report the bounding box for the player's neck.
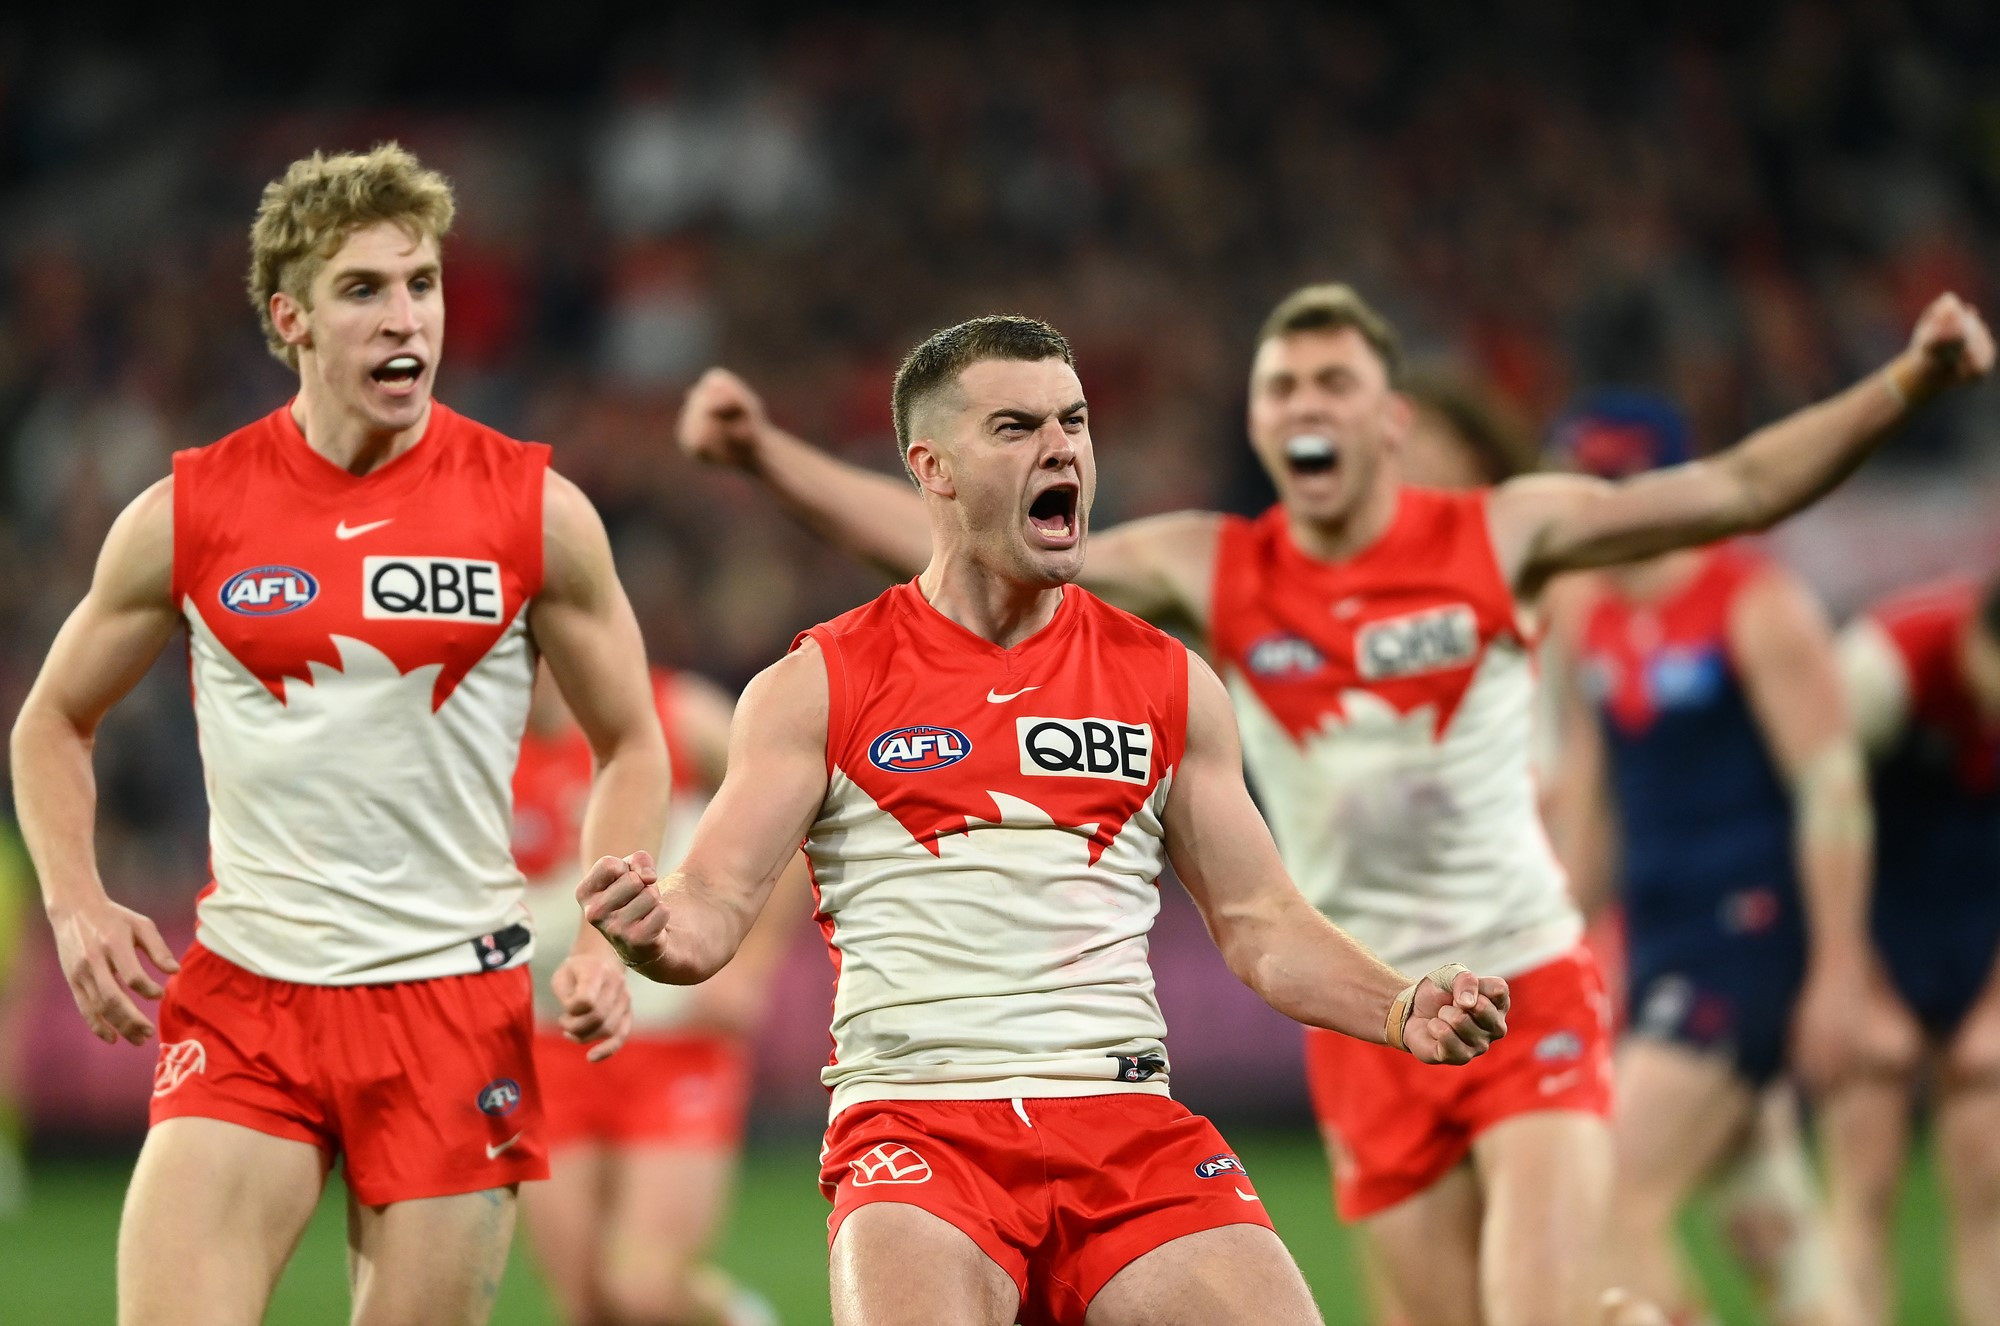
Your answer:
[1285,473,1400,563]
[917,556,1065,649]
[290,372,432,477]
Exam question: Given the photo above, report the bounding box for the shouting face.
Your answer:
[1246,326,1410,529]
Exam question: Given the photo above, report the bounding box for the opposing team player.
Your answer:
[585,316,1511,1326]
[675,286,1993,1325]
[514,662,795,1326]
[1829,572,2000,1324]
[8,145,668,1325]
[1540,391,1874,1326]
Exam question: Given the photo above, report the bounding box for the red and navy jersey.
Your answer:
[1573,545,1798,937]
[1866,581,2000,906]
[173,401,547,984]
[796,581,1188,1118]
[1206,489,1577,980]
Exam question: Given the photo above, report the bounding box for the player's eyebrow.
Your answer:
[985,400,1088,428]
[331,261,442,286]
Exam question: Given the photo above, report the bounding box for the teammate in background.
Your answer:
[8,145,668,1325]
[513,662,795,1326]
[674,287,1993,1326]
[1540,391,1875,1326]
[1399,370,1540,490]
[1830,574,2000,1325]
[586,316,1510,1326]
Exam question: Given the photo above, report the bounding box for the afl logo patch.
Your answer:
[868,726,972,772]
[1195,1153,1246,1179]
[220,565,318,615]
[1246,632,1325,678]
[476,1078,523,1117]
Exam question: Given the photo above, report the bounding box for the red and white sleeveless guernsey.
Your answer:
[797,581,1187,1119]
[1209,488,1579,980]
[172,402,547,985]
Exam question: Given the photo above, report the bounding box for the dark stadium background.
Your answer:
[0,4,1994,1321]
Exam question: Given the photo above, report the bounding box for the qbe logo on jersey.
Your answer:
[363,557,503,622]
[1018,716,1152,785]
[1356,604,1479,681]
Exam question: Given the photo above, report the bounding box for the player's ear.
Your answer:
[270,290,313,355]
[908,437,956,499]
[1383,389,1415,456]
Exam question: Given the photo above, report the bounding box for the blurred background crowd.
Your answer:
[2,0,1999,1137]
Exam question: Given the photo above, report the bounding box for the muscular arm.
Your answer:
[582,644,830,985]
[1492,294,1994,597]
[9,477,183,1043]
[678,368,1220,629]
[1163,652,1507,1061]
[1539,584,1620,917]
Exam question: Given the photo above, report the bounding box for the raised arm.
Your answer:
[1163,651,1508,1062]
[678,367,1221,628]
[530,469,672,1057]
[1492,294,1994,597]
[10,477,184,1044]
[580,642,830,986]
[1730,570,1916,1087]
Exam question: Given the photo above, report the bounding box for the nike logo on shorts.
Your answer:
[987,685,1041,703]
[485,1132,523,1159]
[336,518,394,540]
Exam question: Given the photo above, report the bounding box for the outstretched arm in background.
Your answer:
[677,367,1223,629]
[579,642,830,985]
[9,478,182,1045]
[1164,651,1509,1062]
[531,469,673,1059]
[1494,293,1995,598]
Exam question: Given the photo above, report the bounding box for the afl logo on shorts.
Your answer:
[868,726,972,773]
[476,1078,523,1117]
[152,1040,207,1097]
[1195,1153,1246,1179]
[220,565,318,615]
[849,1142,932,1186]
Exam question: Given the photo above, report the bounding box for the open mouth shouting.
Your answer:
[370,353,427,398]
[1026,481,1080,549]
[1284,433,1340,477]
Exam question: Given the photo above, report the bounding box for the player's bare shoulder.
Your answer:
[97,475,177,610]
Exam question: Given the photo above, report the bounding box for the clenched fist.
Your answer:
[577,850,671,974]
[678,368,770,470]
[1895,292,1995,402]
[1394,964,1511,1065]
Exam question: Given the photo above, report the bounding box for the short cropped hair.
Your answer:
[247,142,456,368]
[1401,370,1540,483]
[891,315,1075,481]
[1257,283,1404,387]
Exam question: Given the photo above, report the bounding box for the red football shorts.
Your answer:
[532,1028,749,1150]
[820,1094,1274,1326]
[150,941,548,1205]
[1305,946,1614,1220]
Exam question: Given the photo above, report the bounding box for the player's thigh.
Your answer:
[346,1185,518,1326]
[1612,1038,1757,1216]
[1360,1160,1484,1326]
[119,1117,327,1326]
[518,1145,610,1323]
[1085,1221,1321,1326]
[1472,1110,1615,1326]
[830,1200,1019,1326]
[598,1143,739,1307]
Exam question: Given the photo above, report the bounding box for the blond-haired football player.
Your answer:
[10,143,667,1326]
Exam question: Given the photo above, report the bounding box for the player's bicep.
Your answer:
[531,471,660,761]
[1162,653,1298,939]
[677,646,831,905]
[21,478,179,733]
[1731,570,1852,778]
[1497,466,1752,591]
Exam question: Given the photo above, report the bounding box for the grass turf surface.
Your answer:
[0,1128,1954,1324]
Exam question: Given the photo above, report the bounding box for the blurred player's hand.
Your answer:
[50,896,180,1045]
[1794,966,1920,1090]
[551,951,632,1063]
[1403,969,1510,1065]
[1895,292,1995,401]
[678,368,769,470]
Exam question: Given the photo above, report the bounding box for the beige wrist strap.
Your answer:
[1385,962,1472,1053]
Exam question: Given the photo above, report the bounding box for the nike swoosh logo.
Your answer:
[986,685,1041,703]
[485,1132,523,1159]
[335,518,394,540]
[1234,1188,1261,1202]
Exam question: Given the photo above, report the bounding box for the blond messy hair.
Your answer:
[247,142,456,368]
[1257,283,1404,386]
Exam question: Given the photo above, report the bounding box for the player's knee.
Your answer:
[598,1255,703,1326]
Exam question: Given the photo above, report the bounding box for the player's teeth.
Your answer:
[1285,434,1335,462]
[384,357,419,371]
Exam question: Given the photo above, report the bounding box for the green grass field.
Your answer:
[0,1129,1956,1324]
